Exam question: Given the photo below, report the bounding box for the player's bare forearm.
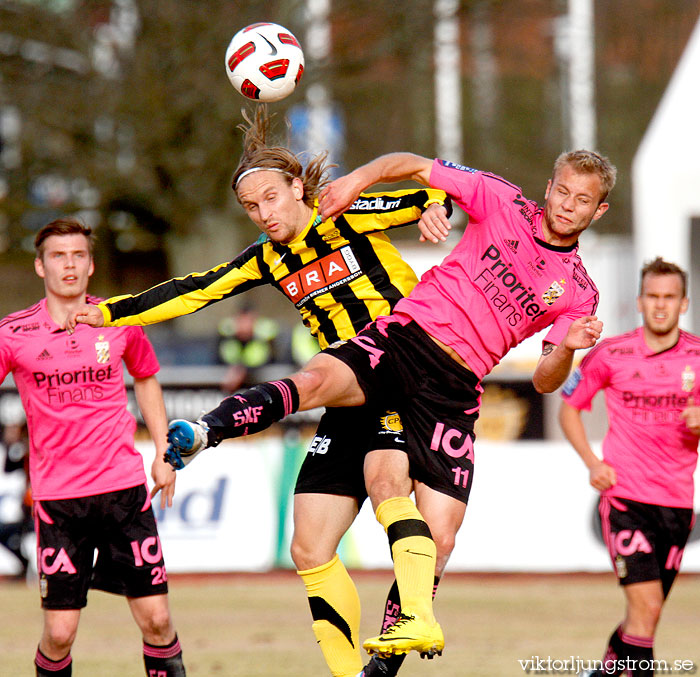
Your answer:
[559,401,597,468]
[134,375,175,508]
[319,153,433,220]
[533,316,603,393]
[533,342,575,393]
[559,401,616,490]
[355,152,433,186]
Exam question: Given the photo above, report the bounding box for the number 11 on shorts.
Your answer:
[451,467,470,487]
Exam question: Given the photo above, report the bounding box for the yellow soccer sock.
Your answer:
[375,496,436,623]
[298,554,363,677]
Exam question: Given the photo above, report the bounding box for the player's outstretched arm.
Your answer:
[319,152,434,221]
[532,316,603,393]
[133,375,176,509]
[559,400,617,491]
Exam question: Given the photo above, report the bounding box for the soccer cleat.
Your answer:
[164,419,210,469]
[362,613,444,659]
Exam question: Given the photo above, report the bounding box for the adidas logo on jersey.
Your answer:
[504,239,519,253]
[36,349,52,361]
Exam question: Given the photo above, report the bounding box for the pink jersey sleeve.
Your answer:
[429,159,523,224]
[0,337,13,384]
[122,326,160,378]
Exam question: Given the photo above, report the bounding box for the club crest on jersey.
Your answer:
[95,335,110,364]
[380,411,403,433]
[681,365,695,393]
[541,279,566,306]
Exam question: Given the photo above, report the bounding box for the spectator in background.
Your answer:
[217,303,281,392]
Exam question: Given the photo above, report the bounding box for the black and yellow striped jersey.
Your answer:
[98,188,451,349]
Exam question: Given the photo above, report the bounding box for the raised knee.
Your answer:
[292,367,327,408]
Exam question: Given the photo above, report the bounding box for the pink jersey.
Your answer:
[562,328,700,508]
[393,159,599,378]
[0,296,160,500]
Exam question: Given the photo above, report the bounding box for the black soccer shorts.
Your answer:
[294,404,406,504]
[599,495,694,598]
[35,484,169,609]
[324,315,481,504]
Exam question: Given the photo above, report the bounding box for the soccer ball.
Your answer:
[225,22,305,103]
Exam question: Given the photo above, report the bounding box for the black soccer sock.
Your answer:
[599,624,654,676]
[381,578,403,632]
[363,576,441,676]
[201,378,299,443]
[617,629,654,677]
[143,634,186,676]
[600,625,625,675]
[363,580,405,677]
[35,647,72,676]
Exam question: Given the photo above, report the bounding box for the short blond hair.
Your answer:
[553,150,617,202]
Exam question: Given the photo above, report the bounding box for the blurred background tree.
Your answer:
[1,0,698,337]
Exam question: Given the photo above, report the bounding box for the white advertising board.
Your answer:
[1,438,698,575]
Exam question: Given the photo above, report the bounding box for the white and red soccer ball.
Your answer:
[225,22,305,102]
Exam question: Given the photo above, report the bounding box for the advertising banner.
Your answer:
[1,437,698,575]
